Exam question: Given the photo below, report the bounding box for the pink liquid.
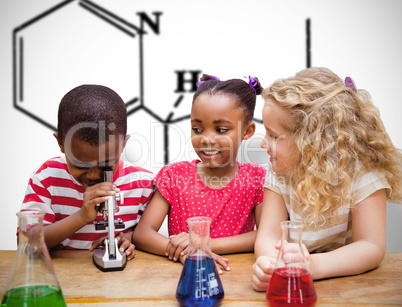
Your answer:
[267,267,317,307]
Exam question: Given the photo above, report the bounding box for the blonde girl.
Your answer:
[252,67,402,291]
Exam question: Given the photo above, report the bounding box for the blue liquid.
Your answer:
[176,255,224,307]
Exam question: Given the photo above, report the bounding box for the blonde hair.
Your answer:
[263,67,402,224]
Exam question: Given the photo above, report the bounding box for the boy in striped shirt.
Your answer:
[20,84,154,260]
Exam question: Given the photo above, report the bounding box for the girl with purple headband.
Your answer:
[133,74,266,271]
[252,67,402,291]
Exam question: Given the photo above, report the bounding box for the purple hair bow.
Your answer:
[196,76,220,87]
[244,75,258,94]
[344,76,357,93]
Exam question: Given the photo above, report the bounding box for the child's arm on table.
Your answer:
[132,189,172,255]
[163,202,263,270]
[253,188,387,291]
[309,189,387,280]
[209,202,263,254]
[133,189,230,272]
[252,188,288,291]
[43,182,118,248]
[168,232,230,273]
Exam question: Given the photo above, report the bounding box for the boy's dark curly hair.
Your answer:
[57,84,127,146]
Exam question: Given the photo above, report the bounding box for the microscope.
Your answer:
[92,167,127,271]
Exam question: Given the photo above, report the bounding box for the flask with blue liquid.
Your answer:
[176,216,224,307]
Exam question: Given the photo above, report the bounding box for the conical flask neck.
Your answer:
[187,216,211,256]
[1,211,66,307]
[176,216,225,306]
[17,211,45,248]
[276,221,308,270]
[280,221,303,245]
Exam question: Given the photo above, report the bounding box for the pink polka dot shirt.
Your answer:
[155,160,266,238]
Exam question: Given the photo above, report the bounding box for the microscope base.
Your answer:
[92,239,127,272]
[92,254,127,272]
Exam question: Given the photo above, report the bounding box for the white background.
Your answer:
[1,0,401,251]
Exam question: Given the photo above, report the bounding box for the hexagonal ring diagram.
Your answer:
[13,0,161,131]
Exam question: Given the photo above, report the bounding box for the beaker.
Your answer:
[1,211,66,306]
[176,216,224,307]
[266,221,317,307]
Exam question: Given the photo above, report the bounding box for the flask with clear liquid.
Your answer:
[1,211,66,306]
[267,221,317,307]
[176,216,224,307]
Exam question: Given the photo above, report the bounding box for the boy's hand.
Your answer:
[89,232,136,261]
[81,182,119,223]
[116,232,136,260]
[166,232,189,261]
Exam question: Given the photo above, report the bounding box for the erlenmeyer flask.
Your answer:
[1,211,66,306]
[176,216,224,307]
[267,221,317,307]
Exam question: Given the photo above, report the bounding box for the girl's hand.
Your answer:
[166,232,189,261]
[252,255,276,291]
[81,182,119,223]
[252,241,311,292]
[211,252,230,274]
[280,241,310,269]
[178,252,230,275]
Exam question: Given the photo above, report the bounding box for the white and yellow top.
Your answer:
[264,170,391,253]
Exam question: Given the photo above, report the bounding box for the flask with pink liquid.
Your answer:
[267,221,317,307]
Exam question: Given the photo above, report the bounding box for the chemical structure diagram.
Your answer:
[12,0,311,166]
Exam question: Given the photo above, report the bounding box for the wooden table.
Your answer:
[0,250,401,306]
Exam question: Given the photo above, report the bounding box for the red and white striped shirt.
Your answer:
[21,156,154,249]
